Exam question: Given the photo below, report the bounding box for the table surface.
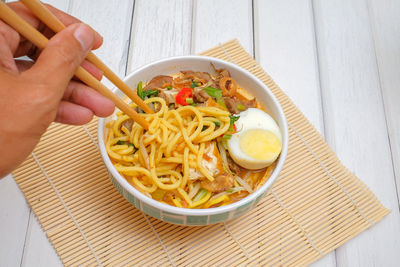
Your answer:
[1,0,400,266]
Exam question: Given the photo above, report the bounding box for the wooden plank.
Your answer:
[41,0,70,12]
[68,0,135,87]
[127,0,193,73]
[254,0,324,131]
[254,1,335,266]
[0,175,31,267]
[193,0,253,55]
[21,215,63,267]
[313,0,400,266]
[5,0,70,11]
[368,0,400,205]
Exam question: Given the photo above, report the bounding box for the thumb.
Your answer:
[27,23,95,91]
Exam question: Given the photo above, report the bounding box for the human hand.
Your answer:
[0,2,115,177]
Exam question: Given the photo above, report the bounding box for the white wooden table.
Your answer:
[1,0,399,266]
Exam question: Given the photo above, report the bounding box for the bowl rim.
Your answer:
[97,55,288,216]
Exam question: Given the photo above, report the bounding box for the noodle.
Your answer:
[107,97,231,195]
[106,70,278,208]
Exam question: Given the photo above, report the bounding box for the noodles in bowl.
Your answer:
[98,56,288,225]
[106,65,282,208]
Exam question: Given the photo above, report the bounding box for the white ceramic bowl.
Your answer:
[97,56,288,225]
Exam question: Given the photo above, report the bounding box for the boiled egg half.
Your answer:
[227,108,282,169]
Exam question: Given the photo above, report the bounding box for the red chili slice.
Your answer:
[176,87,193,106]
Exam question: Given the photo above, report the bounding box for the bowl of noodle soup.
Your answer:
[98,56,288,225]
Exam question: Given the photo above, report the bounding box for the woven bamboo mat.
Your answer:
[13,40,389,266]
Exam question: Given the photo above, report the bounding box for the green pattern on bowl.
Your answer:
[209,212,231,224]
[108,171,257,225]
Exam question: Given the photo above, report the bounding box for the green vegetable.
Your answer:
[137,81,143,99]
[191,81,199,88]
[137,82,159,99]
[116,140,126,145]
[142,89,159,99]
[228,116,239,132]
[216,97,227,109]
[204,87,222,98]
[229,115,240,126]
[167,85,172,90]
[185,97,194,104]
[128,143,134,147]
[222,134,232,140]
[236,104,246,111]
[193,189,209,202]
[213,121,221,127]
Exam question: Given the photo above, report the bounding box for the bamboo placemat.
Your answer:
[13,40,389,266]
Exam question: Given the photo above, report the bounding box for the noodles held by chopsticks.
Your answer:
[106,97,232,207]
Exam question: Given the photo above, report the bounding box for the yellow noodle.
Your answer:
[197,143,214,181]
[110,145,128,151]
[122,154,138,162]
[113,114,129,137]
[121,125,130,136]
[161,119,179,132]
[150,169,181,190]
[132,177,157,193]
[177,105,203,141]
[177,188,193,207]
[149,143,156,168]
[116,146,134,155]
[105,97,245,208]
[166,132,182,157]
[172,197,183,208]
[181,147,189,188]
[156,163,178,172]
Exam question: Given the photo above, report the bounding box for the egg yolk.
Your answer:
[239,129,281,160]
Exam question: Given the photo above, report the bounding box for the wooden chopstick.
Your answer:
[19,0,154,115]
[0,2,150,130]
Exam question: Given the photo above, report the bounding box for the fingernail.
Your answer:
[73,24,94,51]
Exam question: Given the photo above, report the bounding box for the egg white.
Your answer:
[227,108,282,169]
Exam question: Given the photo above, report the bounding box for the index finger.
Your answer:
[4,2,103,57]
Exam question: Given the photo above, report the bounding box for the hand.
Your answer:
[0,2,115,177]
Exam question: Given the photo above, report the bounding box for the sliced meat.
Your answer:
[211,63,231,78]
[201,173,234,193]
[193,89,210,103]
[181,70,212,83]
[223,96,256,114]
[219,69,230,78]
[227,156,245,175]
[242,97,256,109]
[157,91,171,106]
[158,91,169,105]
[219,77,237,97]
[173,77,192,89]
[211,63,231,88]
[144,75,173,90]
[224,96,240,114]
[204,97,227,110]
